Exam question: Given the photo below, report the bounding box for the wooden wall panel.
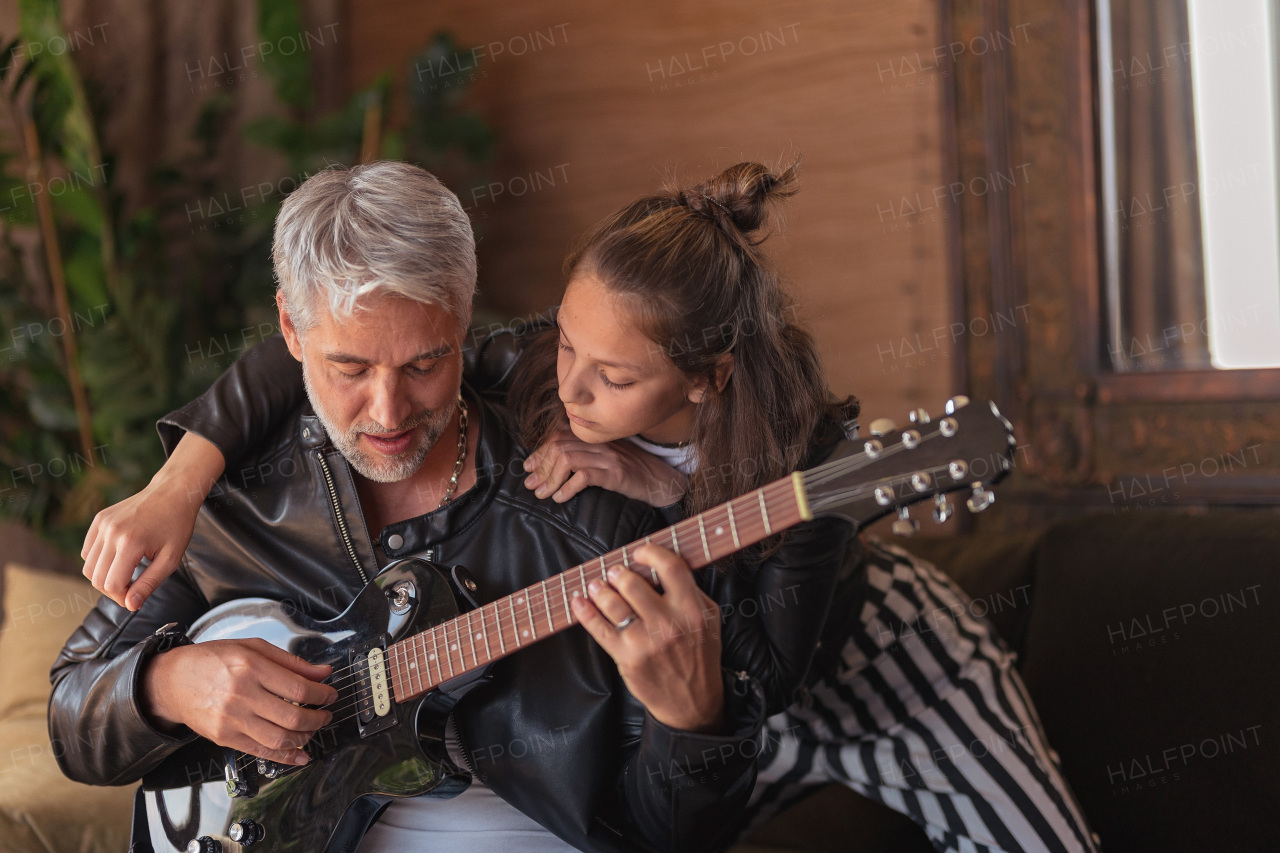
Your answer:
[348,0,953,418]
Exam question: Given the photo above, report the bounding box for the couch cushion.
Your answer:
[1019,512,1280,853]
[0,563,132,853]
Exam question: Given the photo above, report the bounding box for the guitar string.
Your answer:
[232,435,983,769]
[286,474,811,695]
[270,448,967,729]
[281,468,952,740]
[267,452,961,709]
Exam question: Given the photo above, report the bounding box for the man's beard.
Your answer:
[303,363,455,483]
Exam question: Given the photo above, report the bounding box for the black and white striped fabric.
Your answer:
[746,539,1101,853]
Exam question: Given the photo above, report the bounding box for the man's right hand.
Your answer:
[142,638,337,765]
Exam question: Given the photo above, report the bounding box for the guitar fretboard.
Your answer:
[387,473,809,702]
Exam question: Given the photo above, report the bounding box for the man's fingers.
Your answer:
[632,544,698,606]
[604,563,666,624]
[231,719,316,766]
[249,641,338,705]
[250,687,334,733]
[570,596,623,659]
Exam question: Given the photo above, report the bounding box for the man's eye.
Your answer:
[338,368,366,380]
[409,363,437,376]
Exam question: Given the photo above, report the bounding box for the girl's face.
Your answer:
[556,272,707,445]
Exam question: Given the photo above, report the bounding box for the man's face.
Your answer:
[280,294,465,483]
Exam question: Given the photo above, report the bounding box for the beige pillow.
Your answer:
[0,564,103,720]
[0,563,133,853]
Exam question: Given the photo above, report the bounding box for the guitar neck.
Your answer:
[388,473,811,703]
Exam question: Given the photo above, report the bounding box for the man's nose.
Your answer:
[367,371,412,429]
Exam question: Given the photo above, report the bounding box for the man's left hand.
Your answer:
[571,544,725,733]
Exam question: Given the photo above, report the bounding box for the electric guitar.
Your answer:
[138,397,1015,853]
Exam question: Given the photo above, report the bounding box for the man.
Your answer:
[49,162,765,852]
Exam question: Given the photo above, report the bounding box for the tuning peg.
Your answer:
[874,485,894,506]
[933,494,954,523]
[891,506,919,536]
[869,418,897,437]
[945,395,970,415]
[901,429,921,449]
[864,438,884,459]
[907,408,931,424]
[948,460,968,480]
[939,417,958,437]
[910,472,933,492]
[966,484,995,513]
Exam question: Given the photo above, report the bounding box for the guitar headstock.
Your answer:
[803,396,1017,533]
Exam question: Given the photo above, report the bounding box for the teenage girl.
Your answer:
[82,161,1098,853]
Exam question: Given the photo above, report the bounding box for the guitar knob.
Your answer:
[966,485,995,513]
[945,395,970,414]
[933,495,954,523]
[891,507,919,536]
[868,418,897,437]
[187,838,222,853]
[230,819,265,846]
[907,408,931,424]
[910,472,933,492]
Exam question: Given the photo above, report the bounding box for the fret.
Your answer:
[600,555,608,582]
[466,610,478,668]
[431,629,444,683]
[412,636,424,694]
[758,490,772,535]
[727,502,741,548]
[543,580,554,631]
[479,606,492,662]
[494,602,506,656]
[697,515,711,562]
[441,625,456,678]
[509,596,522,646]
[525,592,537,640]
[622,546,631,570]
[387,643,400,698]
[559,573,570,621]
[670,525,681,557]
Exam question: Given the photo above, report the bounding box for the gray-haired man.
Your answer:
[51,162,764,852]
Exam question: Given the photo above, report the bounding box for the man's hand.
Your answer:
[142,638,338,765]
[82,432,225,611]
[522,430,688,507]
[571,544,724,733]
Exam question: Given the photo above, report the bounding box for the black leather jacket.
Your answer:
[49,377,766,853]
[147,330,855,715]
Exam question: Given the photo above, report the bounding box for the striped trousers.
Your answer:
[745,540,1101,853]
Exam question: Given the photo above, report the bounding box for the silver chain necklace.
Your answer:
[438,395,468,508]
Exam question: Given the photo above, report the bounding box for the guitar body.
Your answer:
[139,559,476,853]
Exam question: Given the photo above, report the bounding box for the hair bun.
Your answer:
[680,159,800,245]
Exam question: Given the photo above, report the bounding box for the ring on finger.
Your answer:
[614,615,637,632]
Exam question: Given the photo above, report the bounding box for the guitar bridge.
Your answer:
[352,635,398,737]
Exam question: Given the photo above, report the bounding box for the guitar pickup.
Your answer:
[352,635,398,737]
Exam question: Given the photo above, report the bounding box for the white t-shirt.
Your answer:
[625,434,695,475]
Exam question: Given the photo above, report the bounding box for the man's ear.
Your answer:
[277,292,304,362]
[687,353,735,404]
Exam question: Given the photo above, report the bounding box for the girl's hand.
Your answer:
[81,433,225,611]
[522,429,688,507]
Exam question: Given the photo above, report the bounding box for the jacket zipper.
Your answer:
[316,450,369,586]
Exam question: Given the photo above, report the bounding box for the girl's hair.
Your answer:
[511,159,858,519]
